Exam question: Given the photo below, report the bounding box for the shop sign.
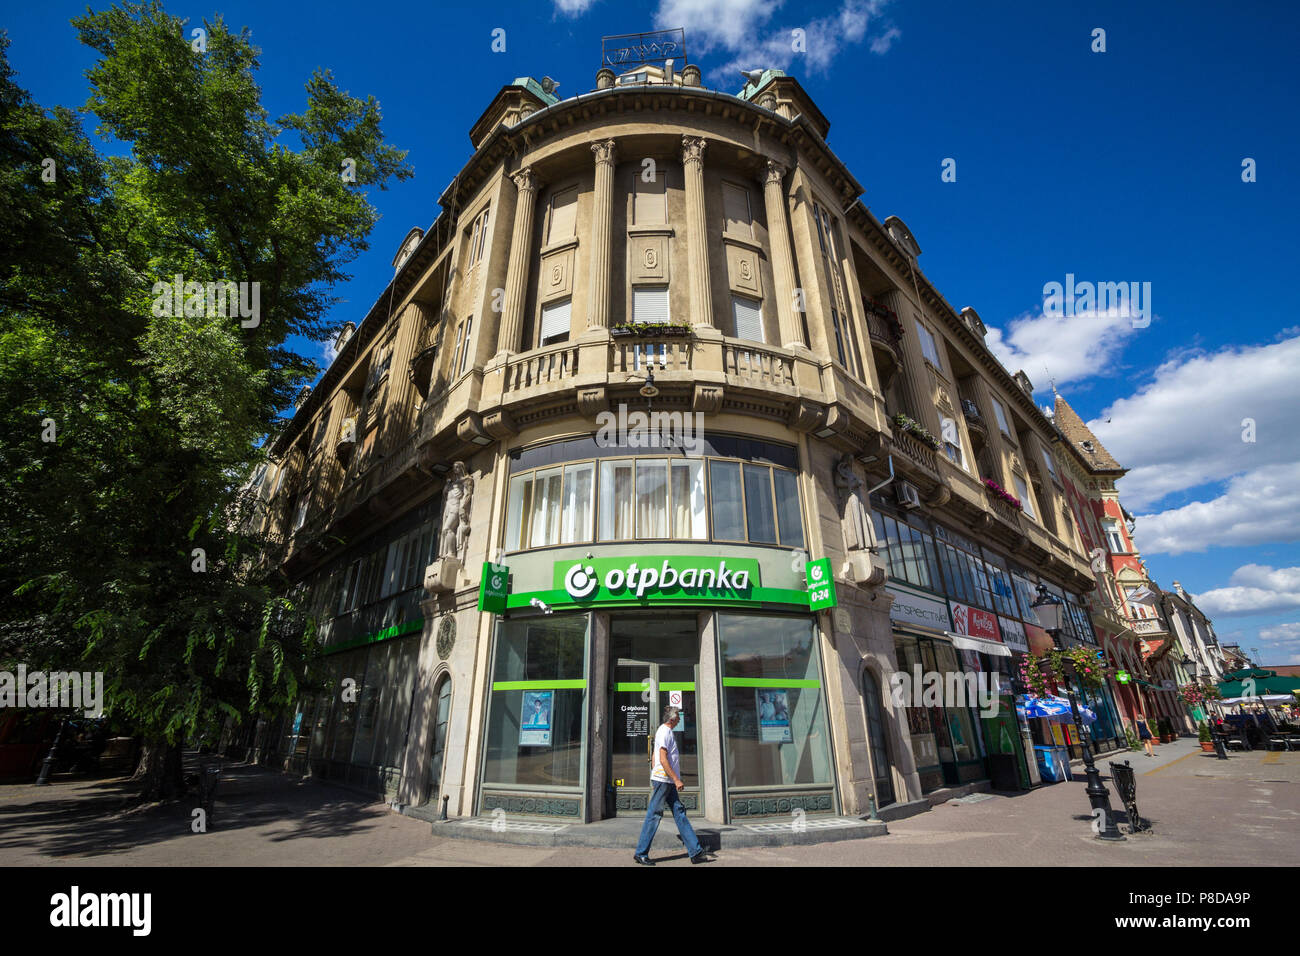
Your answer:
[998,616,1029,654]
[556,555,761,603]
[478,562,510,613]
[950,601,1002,643]
[887,583,951,632]
[1116,670,1131,684]
[806,558,837,611]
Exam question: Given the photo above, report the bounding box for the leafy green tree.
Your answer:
[0,2,411,799]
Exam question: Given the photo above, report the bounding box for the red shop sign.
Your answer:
[949,602,1002,642]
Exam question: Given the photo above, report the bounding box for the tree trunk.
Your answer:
[131,739,185,801]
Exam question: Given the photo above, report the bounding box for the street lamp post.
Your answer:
[1032,585,1126,842]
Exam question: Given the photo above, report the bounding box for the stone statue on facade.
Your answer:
[426,462,473,593]
[834,454,886,586]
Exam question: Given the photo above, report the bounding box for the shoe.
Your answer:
[633,854,655,866]
[689,850,714,864]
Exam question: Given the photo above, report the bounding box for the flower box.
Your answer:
[611,323,692,337]
[891,413,942,451]
[983,478,1023,511]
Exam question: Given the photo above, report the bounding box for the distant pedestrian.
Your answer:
[1135,713,1154,757]
[633,705,713,866]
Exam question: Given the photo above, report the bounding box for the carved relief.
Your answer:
[591,139,617,167]
[630,235,668,282]
[680,135,708,167]
[725,241,762,296]
[438,462,474,562]
[511,167,540,195]
[539,246,574,302]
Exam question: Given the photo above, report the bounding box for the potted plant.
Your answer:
[1159,717,1175,743]
[1197,720,1214,752]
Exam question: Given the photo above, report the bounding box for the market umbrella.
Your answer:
[1016,695,1097,723]
[1216,669,1300,699]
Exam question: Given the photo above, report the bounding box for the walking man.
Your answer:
[633,705,713,865]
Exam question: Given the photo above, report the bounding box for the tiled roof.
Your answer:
[1054,394,1124,473]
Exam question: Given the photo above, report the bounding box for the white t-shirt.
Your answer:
[650,723,679,783]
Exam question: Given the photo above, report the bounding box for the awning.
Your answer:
[946,632,1011,657]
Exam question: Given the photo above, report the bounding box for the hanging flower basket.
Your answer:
[1049,645,1111,691]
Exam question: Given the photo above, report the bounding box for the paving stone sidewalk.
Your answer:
[1,737,1295,866]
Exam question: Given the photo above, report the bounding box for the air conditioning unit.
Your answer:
[895,480,922,510]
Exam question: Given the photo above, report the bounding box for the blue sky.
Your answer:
[6,0,1299,662]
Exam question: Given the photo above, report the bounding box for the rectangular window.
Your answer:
[743,464,777,544]
[916,321,942,369]
[831,308,849,368]
[560,463,594,544]
[1104,520,1125,553]
[709,459,745,541]
[451,319,468,378]
[635,459,668,538]
[773,469,804,549]
[719,614,833,788]
[505,473,533,551]
[1042,447,1059,481]
[632,285,670,324]
[940,417,963,468]
[598,459,635,541]
[546,186,578,244]
[670,460,708,540]
[467,207,490,267]
[482,616,588,789]
[458,317,473,375]
[292,497,309,531]
[991,398,1012,437]
[632,172,666,225]
[813,203,828,253]
[722,182,752,237]
[732,295,764,343]
[540,299,571,346]
[310,410,331,455]
[1013,474,1035,518]
[528,466,564,548]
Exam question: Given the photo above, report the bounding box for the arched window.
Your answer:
[861,669,896,807]
[427,675,452,804]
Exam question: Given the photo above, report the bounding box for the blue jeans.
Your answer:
[634,781,702,858]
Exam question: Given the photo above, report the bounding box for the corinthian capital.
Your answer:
[762,159,787,188]
[511,166,540,194]
[591,139,617,167]
[681,135,708,167]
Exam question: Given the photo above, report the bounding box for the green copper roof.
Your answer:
[737,69,788,101]
[511,76,560,106]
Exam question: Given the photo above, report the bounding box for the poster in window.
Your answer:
[756,689,792,743]
[519,691,553,746]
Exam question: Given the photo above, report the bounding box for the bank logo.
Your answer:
[810,563,824,584]
[563,563,599,599]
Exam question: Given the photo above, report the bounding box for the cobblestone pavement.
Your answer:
[2,738,1296,867]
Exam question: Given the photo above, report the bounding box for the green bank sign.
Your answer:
[554,555,762,602]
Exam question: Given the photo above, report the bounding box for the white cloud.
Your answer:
[554,0,601,13]
[1193,565,1300,617]
[652,0,898,79]
[1135,463,1300,555]
[984,307,1139,391]
[1088,334,1300,511]
[1257,622,1300,666]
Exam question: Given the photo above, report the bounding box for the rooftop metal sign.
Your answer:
[601,29,687,72]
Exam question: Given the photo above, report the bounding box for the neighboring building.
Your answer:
[1219,644,1254,671]
[1161,581,1224,688]
[1051,393,1194,733]
[243,59,1103,825]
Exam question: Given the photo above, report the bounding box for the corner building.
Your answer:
[250,63,1101,825]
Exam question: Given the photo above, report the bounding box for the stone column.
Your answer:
[496,167,540,355]
[587,140,617,331]
[681,136,715,329]
[760,160,803,349]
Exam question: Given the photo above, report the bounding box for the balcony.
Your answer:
[504,340,581,393]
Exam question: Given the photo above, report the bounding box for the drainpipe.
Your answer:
[865,455,895,497]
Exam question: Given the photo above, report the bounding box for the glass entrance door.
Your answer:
[608,615,700,815]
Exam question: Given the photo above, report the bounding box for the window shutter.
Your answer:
[633,174,666,224]
[632,286,670,324]
[732,296,764,342]
[547,187,577,243]
[722,183,751,236]
[540,299,572,343]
